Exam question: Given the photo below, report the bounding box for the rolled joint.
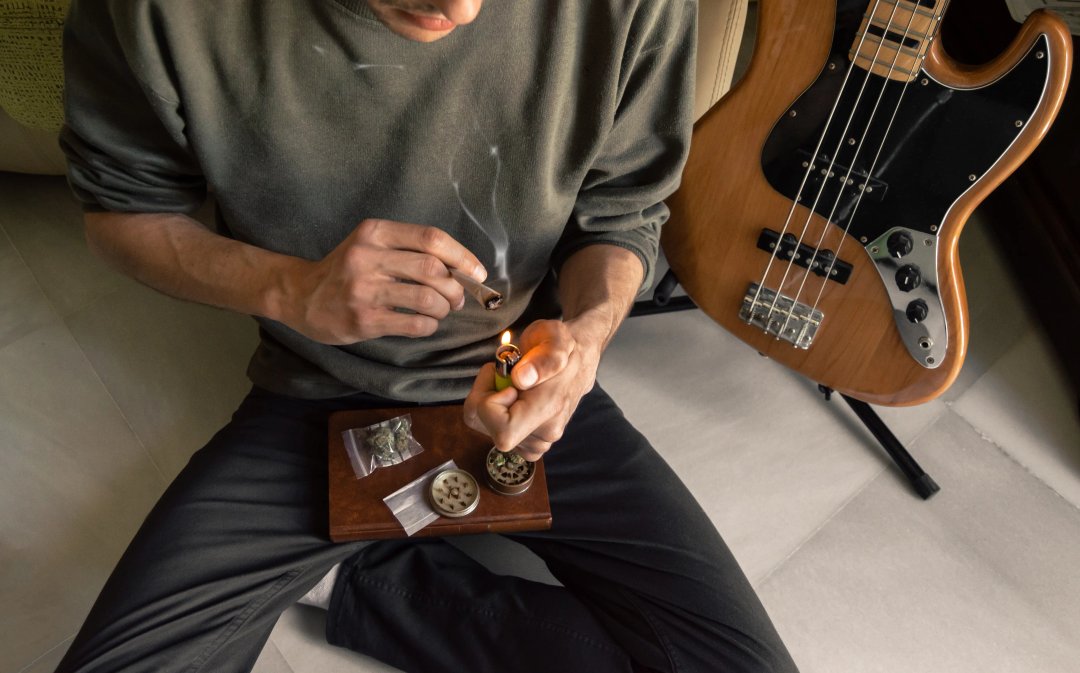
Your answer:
[451,269,504,310]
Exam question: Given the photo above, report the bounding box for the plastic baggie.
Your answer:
[342,414,424,479]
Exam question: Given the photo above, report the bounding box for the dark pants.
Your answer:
[55,385,798,673]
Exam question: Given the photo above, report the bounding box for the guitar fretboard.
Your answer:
[849,0,944,82]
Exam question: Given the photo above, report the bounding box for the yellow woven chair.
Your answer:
[0,0,68,174]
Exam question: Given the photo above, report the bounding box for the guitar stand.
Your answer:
[629,269,941,500]
[817,385,940,500]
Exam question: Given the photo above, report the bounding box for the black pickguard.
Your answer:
[762,0,1050,241]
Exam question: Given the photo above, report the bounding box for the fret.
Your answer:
[865,1,936,38]
[850,0,943,83]
[849,51,923,81]
[852,32,924,59]
[867,0,938,22]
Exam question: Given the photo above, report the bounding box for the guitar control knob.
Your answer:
[895,264,922,292]
[906,299,929,323]
[887,231,914,258]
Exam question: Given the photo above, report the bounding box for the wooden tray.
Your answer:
[328,405,551,541]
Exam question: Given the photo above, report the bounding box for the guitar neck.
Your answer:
[850,0,947,82]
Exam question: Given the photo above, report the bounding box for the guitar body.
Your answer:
[663,0,1073,405]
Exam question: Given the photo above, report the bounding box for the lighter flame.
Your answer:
[500,330,511,346]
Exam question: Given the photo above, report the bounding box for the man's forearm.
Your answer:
[85,211,302,321]
[558,244,645,360]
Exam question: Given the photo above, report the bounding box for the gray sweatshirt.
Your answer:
[61,0,697,402]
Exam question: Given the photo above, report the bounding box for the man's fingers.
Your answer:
[511,320,576,389]
[464,363,497,431]
[465,367,550,460]
[369,310,439,338]
[375,250,466,310]
[513,340,574,390]
[486,390,564,451]
[514,435,552,462]
[466,363,520,444]
[468,362,498,396]
[362,220,486,282]
[476,388,519,449]
[377,281,452,320]
[513,349,572,390]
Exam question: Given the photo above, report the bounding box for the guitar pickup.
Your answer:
[794,150,888,202]
[757,228,853,285]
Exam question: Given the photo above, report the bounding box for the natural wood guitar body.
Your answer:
[663,1,1072,405]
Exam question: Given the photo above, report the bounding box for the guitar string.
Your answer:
[775,0,925,340]
[757,0,904,334]
[745,0,889,320]
[808,0,954,319]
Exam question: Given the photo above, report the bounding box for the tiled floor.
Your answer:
[3,168,1078,673]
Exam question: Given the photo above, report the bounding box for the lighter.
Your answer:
[494,330,521,392]
[490,330,537,494]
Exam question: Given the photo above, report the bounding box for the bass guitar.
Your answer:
[663,0,1073,405]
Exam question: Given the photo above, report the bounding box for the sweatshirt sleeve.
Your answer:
[59,0,206,213]
[551,0,697,295]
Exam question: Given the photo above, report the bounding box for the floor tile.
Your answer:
[253,639,297,673]
[599,310,947,583]
[19,633,297,673]
[0,224,55,350]
[952,328,1080,509]
[941,211,1033,402]
[0,322,166,672]
[17,638,71,673]
[65,282,259,480]
[270,607,404,673]
[757,410,1080,673]
[0,175,135,319]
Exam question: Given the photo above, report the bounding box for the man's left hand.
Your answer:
[464,318,602,462]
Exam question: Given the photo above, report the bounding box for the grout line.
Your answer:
[0,216,58,313]
[753,463,888,588]
[15,634,76,673]
[262,632,302,673]
[0,209,170,486]
[255,635,298,673]
[752,391,950,586]
[756,369,1080,585]
[947,402,1080,514]
[895,399,950,450]
[945,324,1080,513]
[61,308,171,485]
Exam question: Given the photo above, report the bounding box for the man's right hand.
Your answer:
[280,218,487,345]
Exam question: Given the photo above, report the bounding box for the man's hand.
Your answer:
[463,245,644,462]
[280,219,487,344]
[83,212,487,346]
[463,318,603,462]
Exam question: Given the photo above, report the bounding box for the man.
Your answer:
[56,1,799,671]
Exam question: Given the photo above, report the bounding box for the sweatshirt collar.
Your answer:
[327,0,381,23]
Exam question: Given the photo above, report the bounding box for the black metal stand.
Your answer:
[629,269,699,317]
[629,269,940,500]
[818,385,940,500]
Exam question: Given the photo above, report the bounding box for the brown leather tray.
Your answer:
[328,405,551,542]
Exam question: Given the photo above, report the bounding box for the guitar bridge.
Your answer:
[739,283,824,349]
